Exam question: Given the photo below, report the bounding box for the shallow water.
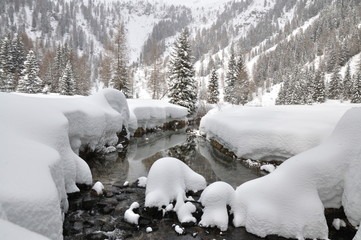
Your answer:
[90,129,261,188]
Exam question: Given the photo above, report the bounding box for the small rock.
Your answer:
[86,232,108,240]
[101,223,115,232]
[138,216,152,227]
[82,195,97,210]
[101,205,115,214]
[104,191,114,198]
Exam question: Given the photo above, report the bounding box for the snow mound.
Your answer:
[124,202,140,225]
[145,157,206,223]
[92,181,104,196]
[0,219,50,240]
[127,99,188,135]
[231,107,361,239]
[0,89,129,239]
[355,227,361,240]
[200,104,357,161]
[199,182,235,231]
[260,164,276,173]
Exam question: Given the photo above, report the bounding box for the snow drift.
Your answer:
[0,89,129,240]
[127,99,188,135]
[200,103,357,161]
[231,107,361,239]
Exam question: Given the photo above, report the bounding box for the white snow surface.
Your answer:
[355,227,361,240]
[0,89,129,240]
[137,176,148,187]
[92,181,105,196]
[0,219,50,240]
[127,99,188,135]
[231,107,361,239]
[200,103,358,161]
[124,202,140,225]
[199,182,235,231]
[145,157,206,222]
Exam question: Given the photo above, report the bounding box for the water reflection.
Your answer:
[89,130,260,187]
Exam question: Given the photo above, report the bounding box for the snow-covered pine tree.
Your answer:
[351,73,361,103]
[12,35,26,79]
[224,48,237,104]
[343,64,353,100]
[110,23,131,98]
[59,61,76,96]
[207,68,219,104]
[52,45,63,92]
[168,28,197,115]
[234,53,249,105]
[312,70,326,103]
[327,68,343,100]
[16,50,43,94]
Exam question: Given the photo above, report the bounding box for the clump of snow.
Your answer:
[145,157,206,223]
[230,107,361,239]
[127,99,188,135]
[124,202,140,225]
[200,104,358,161]
[260,164,276,173]
[174,225,185,235]
[137,176,148,187]
[332,218,346,230]
[146,226,153,233]
[123,181,129,187]
[199,182,235,231]
[91,181,104,196]
[244,159,260,168]
[0,89,129,239]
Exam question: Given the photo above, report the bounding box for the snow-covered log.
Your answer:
[0,89,129,240]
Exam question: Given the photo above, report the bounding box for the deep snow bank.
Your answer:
[231,107,361,239]
[127,99,188,135]
[200,103,357,161]
[0,89,129,240]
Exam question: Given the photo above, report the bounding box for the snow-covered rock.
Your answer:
[260,164,276,173]
[174,225,185,235]
[127,99,188,135]
[200,104,357,161]
[199,182,234,231]
[145,157,206,223]
[146,226,153,233]
[91,181,104,196]
[231,107,361,239]
[332,218,346,230]
[137,176,147,187]
[0,89,129,240]
[0,219,50,240]
[124,202,140,225]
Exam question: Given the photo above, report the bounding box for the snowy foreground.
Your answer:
[0,89,129,240]
[127,99,188,135]
[144,106,361,239]
[200,102,359,161]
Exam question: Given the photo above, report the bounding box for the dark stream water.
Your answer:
[64,129,356,240]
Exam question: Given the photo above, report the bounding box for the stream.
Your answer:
[63,129,356,240]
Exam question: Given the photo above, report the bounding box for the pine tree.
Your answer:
[234,53,249,105]
[343,64,353,100]
[59,61,76,96]
[351,73,361,103]
[168,28,197,115]
[327,68,343,100]
[207,68,219,104]
[17,50,43,93]
[312,70,326,103]
[224,48,237,103]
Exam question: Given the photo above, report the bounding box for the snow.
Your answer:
[230,107,361,239]
[127,99,188,135]
[0,89,129,239]
[123,181,129,187]
[199,181,235,231]
[200,103,358,161]
[174,225,185,235]
[332,218,346,230]
[260,164,276,173]
[124,202,140,225]
[145,157,206,222]
[146,226,153,233]
[0,219,50,240]
[355,227,361,240]
[137,176,147,187]
[92,181,104,196]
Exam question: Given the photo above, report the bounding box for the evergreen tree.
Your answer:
[52,45,63,92]
[207,68,219,104]
[59,61,76,95]
[168,28,197,115]
[327,68,343,99]
[224,48,237,103]
[312,70,326,103]
[234,53,249,105]
[343,64,353,100]
[17,50,43,93]
[351,73,361,103]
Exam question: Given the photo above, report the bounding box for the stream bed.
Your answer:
[63,129,356,240]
